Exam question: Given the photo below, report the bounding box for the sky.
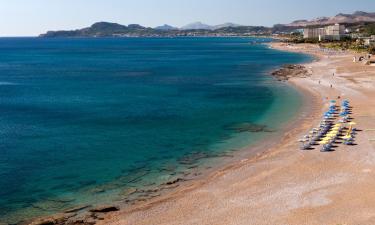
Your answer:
[0,0,375,36]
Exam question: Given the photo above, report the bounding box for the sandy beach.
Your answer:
[25,42,375,225]
[77,42,375,225]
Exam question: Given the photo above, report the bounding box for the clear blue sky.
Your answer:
[1,0,375,36]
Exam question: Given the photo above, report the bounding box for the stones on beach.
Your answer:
[164,178,185,185]
[271,64,310,81]
[63,205,91,213]
[28,212,76,225]
[89,205,120,213]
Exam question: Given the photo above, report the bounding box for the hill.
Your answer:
[286,11,375,27]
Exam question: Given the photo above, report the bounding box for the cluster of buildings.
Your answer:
[364,35,375,46]
[303,24,346,41]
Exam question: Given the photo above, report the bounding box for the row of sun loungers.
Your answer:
[299,100,357,152]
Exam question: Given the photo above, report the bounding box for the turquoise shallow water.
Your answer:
[0,37,311,223]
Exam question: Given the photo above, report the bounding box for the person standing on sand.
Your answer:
[330,84,333,88]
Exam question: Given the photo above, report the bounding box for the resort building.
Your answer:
[303,27,326,40]
[303,24,346,41]
[364,37,375,47]
[325,24,346,40]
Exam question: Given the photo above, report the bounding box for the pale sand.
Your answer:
[97,43,375,225]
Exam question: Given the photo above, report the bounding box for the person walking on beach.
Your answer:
[330,84,333,88]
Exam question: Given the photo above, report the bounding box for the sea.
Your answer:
[0,37,311,223]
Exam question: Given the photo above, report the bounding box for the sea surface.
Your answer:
[0,37,311,223]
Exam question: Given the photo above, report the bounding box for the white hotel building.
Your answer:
[303,24,346,41]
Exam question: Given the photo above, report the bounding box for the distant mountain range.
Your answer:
[285,11,375,27]
[40,21,254,37]
[40,11,375,38]
[154,24,178,31]
[179,22,242,30]
[181,22,213,30]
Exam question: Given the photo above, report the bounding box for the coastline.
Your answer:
[96,42,375,225]
[29,43,320,225]
[1,38,307,225]
[27,41,375,225]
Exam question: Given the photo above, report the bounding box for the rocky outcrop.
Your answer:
[271,64,310,81]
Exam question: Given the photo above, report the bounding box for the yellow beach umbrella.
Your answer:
[348,122,356,125]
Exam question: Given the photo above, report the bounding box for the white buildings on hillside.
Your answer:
[303,24,346,41]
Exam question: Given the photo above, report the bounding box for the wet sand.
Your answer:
[28,42,375,225]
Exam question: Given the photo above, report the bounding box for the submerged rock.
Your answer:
[178,151,210,165]
[225,123,273,133]
[120,187,138,197]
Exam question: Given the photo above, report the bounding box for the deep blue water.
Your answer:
[0,37,311,223]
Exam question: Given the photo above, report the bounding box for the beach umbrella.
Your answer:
[348,122,356,125]
[342,135,351,140]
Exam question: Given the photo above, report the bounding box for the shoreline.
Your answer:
[95,42,375,225]
[26,42,322,225]
[26,41,375,225]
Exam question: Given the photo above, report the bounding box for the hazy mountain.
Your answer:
[286,11,375,27]
[180,22,213,30]
[212,23,243,30]
[180,22,243,30]
[154,24,179,31]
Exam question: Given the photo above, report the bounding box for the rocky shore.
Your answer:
[271,64,311,81]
